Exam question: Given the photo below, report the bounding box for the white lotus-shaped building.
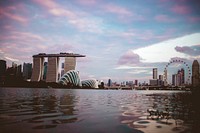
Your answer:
[59,70,81,87]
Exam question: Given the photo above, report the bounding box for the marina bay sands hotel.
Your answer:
[31,53,85,82]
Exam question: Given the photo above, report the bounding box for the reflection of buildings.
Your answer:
[31,53,85,82]
[192,60,200,87]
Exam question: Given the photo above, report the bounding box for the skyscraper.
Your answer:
[23,63,32,80]
[135,80,138,86]
[64,57,76,73]
[159,75,163,81]
[177,70,182,86]
[31,57,44,81]
[0,60,6,84]
[31,53,85,83]
[172,74,176,86]
[153,68,157,79]
[46,57,59,82]
[43,62,48,80]
[108,79,112,87]
[158,75,164,86]
[164,69,168,86]
[0,60,6,76]
[62,62,64,69]
[192,60,200,87]
[61,62,65,77]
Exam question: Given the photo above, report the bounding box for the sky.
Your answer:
[0,0,200,83]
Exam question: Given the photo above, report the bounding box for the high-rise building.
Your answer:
[192,60,200,87]
[16,64,22,78]
[0,60,6,76]
[128,81,134,86]
[62,62,64,69]
[31,53,85,83]
[159,75,163,81]
[135,80,138,86]
[46,57,59,82]
[0,60,6,84]
[176,70,181,86]
[64,57,76,73]
[5,63,22,80]
[164,69,168,86]
[153,68,157,79]
[12,62,17,68]
[108,79,112,87]
[158,75,164,86]
[43,62,48,80]
[31,57,44,81]
[61,62,65,77]
[149,79,158,86]
[172,74,176,86]
[23,63,32,80]
[61,70,65,77]
[180,68,185,85]
[172,69,184,86]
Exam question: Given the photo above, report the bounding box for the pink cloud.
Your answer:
[118,50,141,65]
[33,0,76,18]
[155,14,177,23]
[34,0,102,33]
[0,31,45,42]
[175,45,200,56]
[171,5,191,15]
[0,7,28,24]
[76,0,98,6]
[33,0,57,9]
[189,16,200,23]
[103,4,132,16]
[49,8,76,18]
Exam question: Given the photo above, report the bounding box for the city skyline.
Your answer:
[0,0,200,82]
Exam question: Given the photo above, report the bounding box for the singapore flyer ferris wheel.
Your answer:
[163,59,191,85]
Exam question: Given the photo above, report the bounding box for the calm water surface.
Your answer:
[0,88,199,133]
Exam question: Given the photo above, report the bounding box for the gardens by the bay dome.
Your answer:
[81,79,99,88]
[59,70,81,87]
[59,70,98,88]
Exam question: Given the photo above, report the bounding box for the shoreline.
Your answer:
[0,85,193,91]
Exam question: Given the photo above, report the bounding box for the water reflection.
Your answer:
[0,88,78,131]
[120,91,196,133]
[0,88,199,133]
